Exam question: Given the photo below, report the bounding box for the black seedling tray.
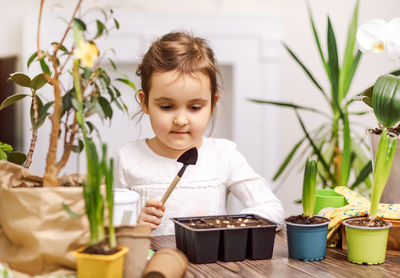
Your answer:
[172,214,277,264]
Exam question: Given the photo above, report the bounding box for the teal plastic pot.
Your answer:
[285,216,330,261]
[343,218,392,265]
[314,189,347,215]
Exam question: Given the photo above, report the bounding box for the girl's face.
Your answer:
[140,70,215,158]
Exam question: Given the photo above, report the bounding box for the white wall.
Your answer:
[3,0,400,216]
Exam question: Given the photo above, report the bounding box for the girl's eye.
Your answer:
[160,105,173,110]
[189,105,202,111]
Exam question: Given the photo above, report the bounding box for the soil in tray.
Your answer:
[346,217,391,228]
[184,216,271,229]
[285,215,329,224]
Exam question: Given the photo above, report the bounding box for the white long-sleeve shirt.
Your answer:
[114,137,285,236]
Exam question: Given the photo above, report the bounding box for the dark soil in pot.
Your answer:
[81,241,120,255]
[285,215,329,224]
[346,217,391,228]
[184,216,271,229]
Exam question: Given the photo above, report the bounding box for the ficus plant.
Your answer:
[302,158,317,218]
[0,0,136,187]
[249,0,372,194]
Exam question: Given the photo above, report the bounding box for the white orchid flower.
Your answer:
[385,18,400,59]
[356,18,400,59]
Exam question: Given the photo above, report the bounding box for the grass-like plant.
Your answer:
[249,0,372,193]
[302,158,317,218]
[369,128,397,220]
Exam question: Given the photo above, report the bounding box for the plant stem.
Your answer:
[24,93,38,168]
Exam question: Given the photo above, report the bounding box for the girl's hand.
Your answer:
[137,199,165,230]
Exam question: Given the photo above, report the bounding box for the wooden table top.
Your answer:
[152,231,400,278]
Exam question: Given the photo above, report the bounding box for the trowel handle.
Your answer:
[161,175,181,204]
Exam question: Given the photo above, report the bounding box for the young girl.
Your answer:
[114,32,285,236]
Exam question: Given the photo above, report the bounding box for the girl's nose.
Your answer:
[173,115,189,126]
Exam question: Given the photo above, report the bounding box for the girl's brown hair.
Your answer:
[136,31,221,112]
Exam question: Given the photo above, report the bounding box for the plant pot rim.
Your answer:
[343,218,392,230]
[73,245,129,261]
[285,216,330,227]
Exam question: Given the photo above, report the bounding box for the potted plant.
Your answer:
[0,0,135,275]
[285,158,330,261]
[343,129,396,264]
[71,140,128,277]
[249,1,372,195]
[341,18,400,264]
[356,18,400,203]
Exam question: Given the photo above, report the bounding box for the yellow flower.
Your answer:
[73,41,99,68]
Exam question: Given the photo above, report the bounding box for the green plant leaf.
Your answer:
[116,78,137,92]
[73,18,86,31]
[273,137,306,181]
[31,73,48,90]
[27,52,38,68]
[372,74,400,128]
[350,161,372,190]
[248,99,330,118]
[9,73,31,88]
[282,43,327,99]
[96,20,105,38]
[114,18,120,30]
[72,139,84,153]
[302,158,317,218]
[109,58,117,71]
[343,50,362,99]
[98,96,113,119]
[33,100,53,131]
[7,152,27,165]
[40,58,51,75]
[51,42,69,54]
[307,3,329,78]
[296,110,337,185]
[62,203,84,218]
[327,17,340,106]
[338,0,359,101]
[340,113,351,187]
[0,93,30,110]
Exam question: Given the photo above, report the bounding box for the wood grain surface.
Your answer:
[152,230,400,278]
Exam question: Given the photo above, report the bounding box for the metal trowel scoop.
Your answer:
[160,147,198,204]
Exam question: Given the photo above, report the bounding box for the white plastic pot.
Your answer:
[113,188,139,226]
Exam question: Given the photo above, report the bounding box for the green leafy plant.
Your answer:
[369,128,397,220]
[302,158,317,218]
[355,17,400,219]
[0,0,135,186]
[249,0,372,193]
[0,142,27,165]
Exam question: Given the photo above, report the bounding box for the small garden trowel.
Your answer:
[161,147,198,204]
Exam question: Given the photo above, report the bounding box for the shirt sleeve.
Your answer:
[113,150,130,189]
[226,148,285,230]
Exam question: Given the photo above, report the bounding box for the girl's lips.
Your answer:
[170,131,189,134]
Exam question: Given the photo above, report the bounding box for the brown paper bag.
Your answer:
[0,161,89,276]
